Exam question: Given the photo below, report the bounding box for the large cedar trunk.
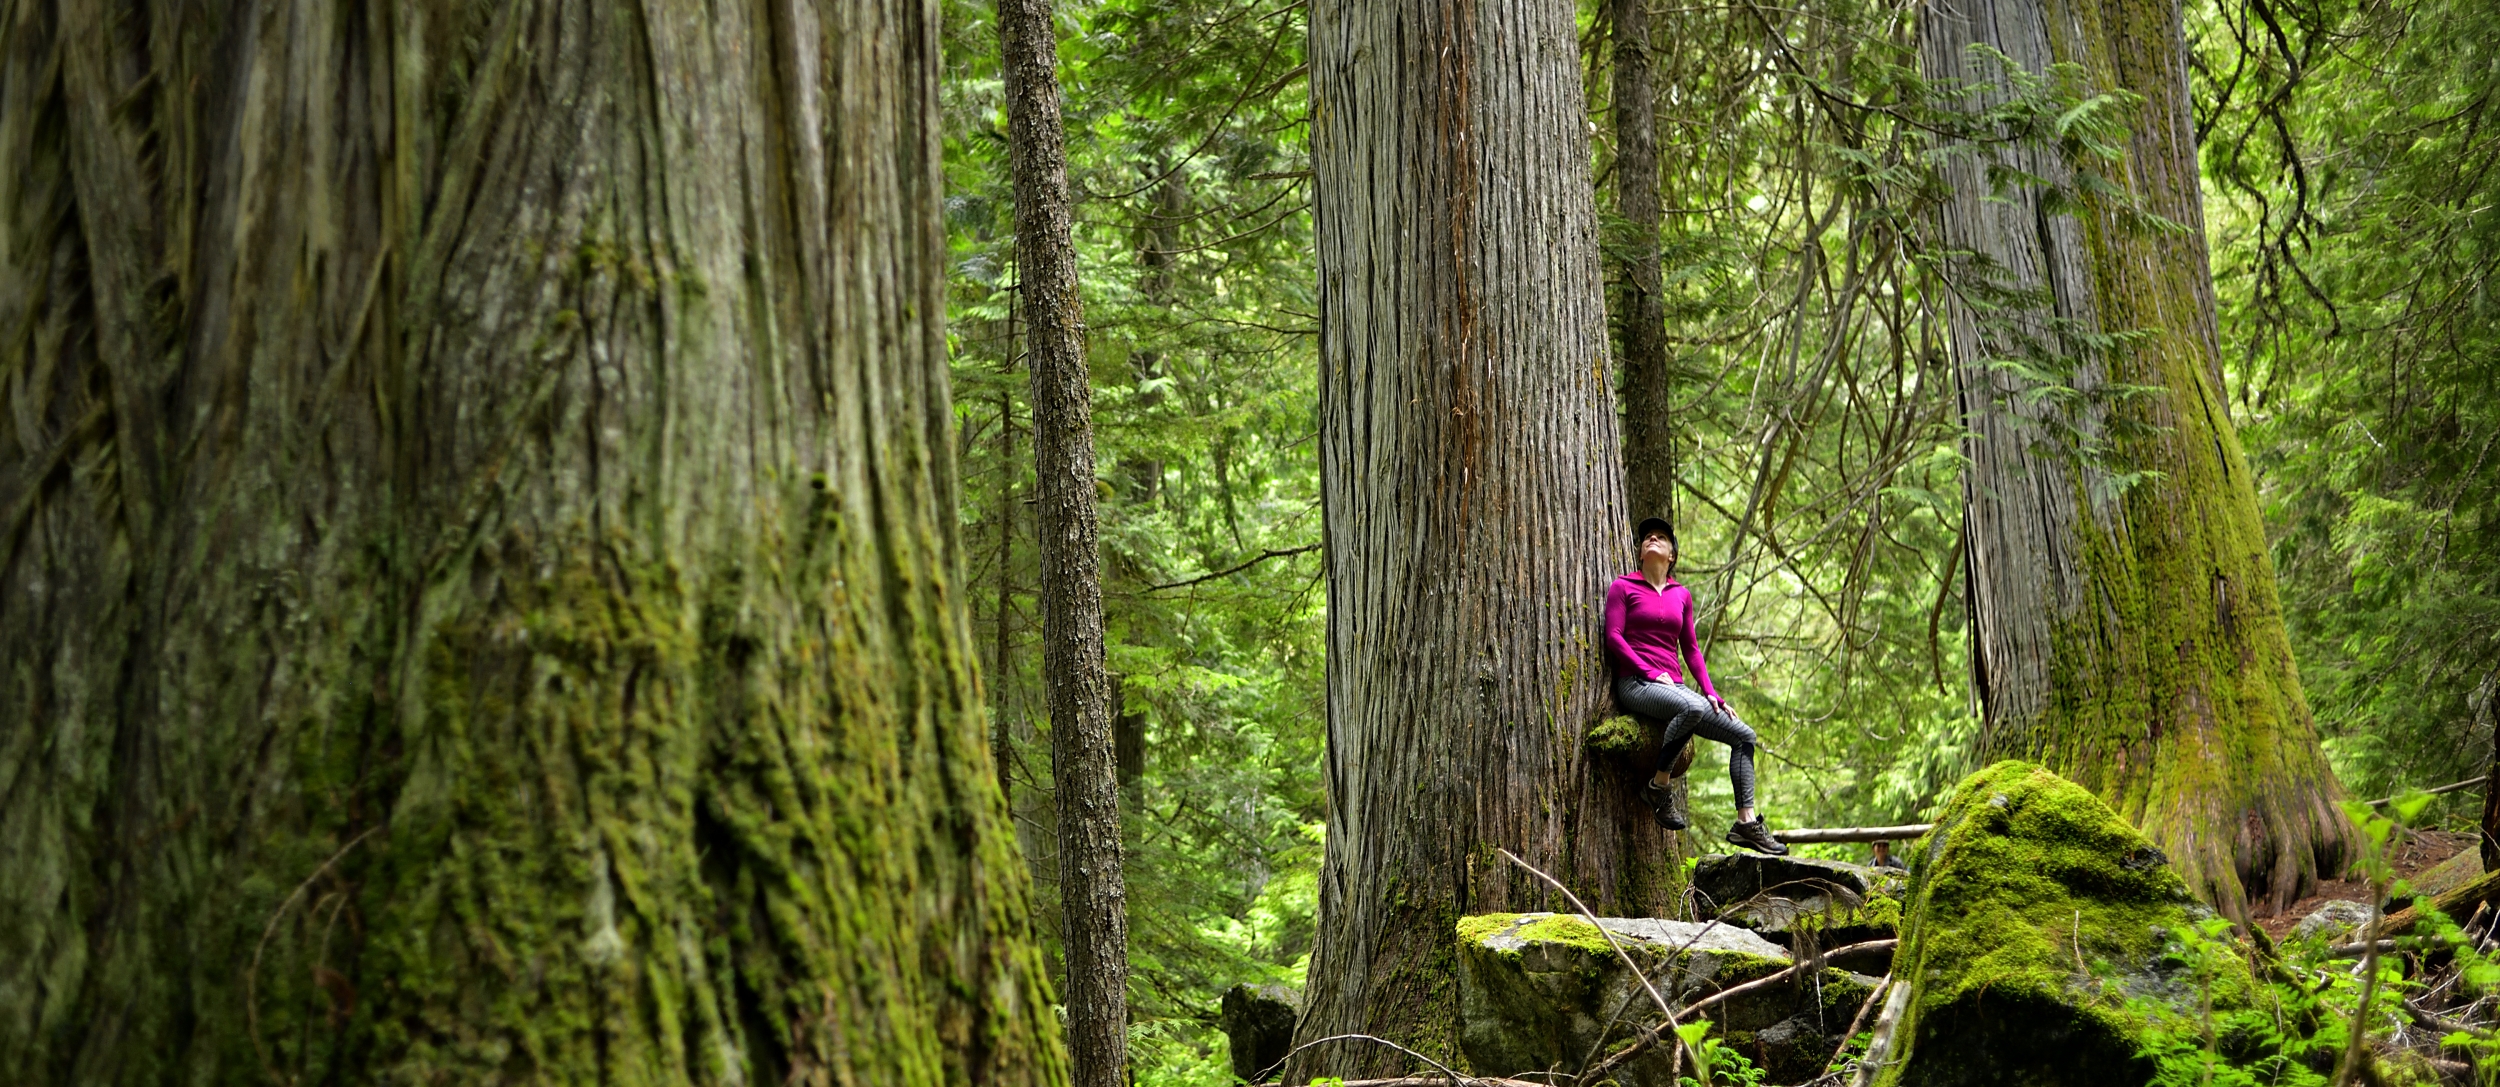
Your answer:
[1292,0,1676,1074]
[0,1,1068,1084]
[1922,0,2356,918]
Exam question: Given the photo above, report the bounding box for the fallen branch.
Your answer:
[1580,939,1900,1081]
[2365,774,2490,807]
[1825,974,1892,1073]
[2325,935,2473,959]
[1772,824,1935,844]
[2379,870,2500,940]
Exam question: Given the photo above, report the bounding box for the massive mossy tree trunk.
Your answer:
[1292,0,1674,1075]
[998,0,1129,1081]
[1609,0,1675,523]
[0,1,1068,1084]
[1921,0,2356,919]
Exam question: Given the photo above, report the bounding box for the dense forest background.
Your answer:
[938,0,2500,1079]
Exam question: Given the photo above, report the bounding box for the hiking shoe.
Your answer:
[1726,816,1789,855]
[1640,781,1688,830]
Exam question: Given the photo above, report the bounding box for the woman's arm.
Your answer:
[1603,581,1651,679]
[1678,591,1721,702]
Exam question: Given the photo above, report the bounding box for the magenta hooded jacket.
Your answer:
[1601,573,1719,699]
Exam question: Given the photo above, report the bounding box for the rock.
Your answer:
[1218,982,1299,1082]
[1870,761,2285,1086]
[2411,842,2484,900]
[2288,899,2374,942]
[1458,912,1879,1086]
[1694,852,1907,953]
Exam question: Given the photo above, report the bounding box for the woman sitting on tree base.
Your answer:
[1604,517,1787,856]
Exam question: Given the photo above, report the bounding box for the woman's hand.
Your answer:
[1709,694,1731,716]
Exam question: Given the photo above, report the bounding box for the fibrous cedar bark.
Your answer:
[998,0,1129,1082]
[0,1,1066,1084]
[1921,0,2356,918]
[1609,0,1675,523]
[1292,0,1673,1074]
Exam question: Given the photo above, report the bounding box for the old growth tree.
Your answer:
[1290,0,1679,1074]
[1922,0,2357,916]
[0,0,1067,1083]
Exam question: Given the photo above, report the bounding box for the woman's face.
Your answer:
[1640,532,1676,569]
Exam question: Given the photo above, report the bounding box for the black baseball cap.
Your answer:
[1635,517,1676,549]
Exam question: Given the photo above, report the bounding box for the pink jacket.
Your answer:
[1602,573,1719,699]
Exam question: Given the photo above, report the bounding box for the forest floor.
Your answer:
[2255,828,2480,939]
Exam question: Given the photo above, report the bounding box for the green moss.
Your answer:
[1511,915,1617,956]
[1875,762,2266,1086]
[1456,913,1525,948]
[1585,715,1650,757]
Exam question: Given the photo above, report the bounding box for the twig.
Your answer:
[1825,974,1892,1074]
[247,826,381,1087]
[1582,940,1900,1081]
[1146,544,1319,591]
[1251,1032,1472,1086]
[2337,874,2391,1085]
[1247,1078,1577,1086]
[1496,849,1706,1080]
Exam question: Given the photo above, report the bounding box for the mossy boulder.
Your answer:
[1870,762,2266,1087]
[1695,852,1908,955]
[1457,913,1879,1085]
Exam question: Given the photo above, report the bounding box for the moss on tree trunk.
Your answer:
[0,1,1066,1084]
[1921,0,2357,920]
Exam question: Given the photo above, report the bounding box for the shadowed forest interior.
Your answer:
[0,0,2494,1081]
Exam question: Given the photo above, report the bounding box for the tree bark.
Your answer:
[1921,0,2357,919]
[1610,0,1676,523]
[2481,726,2498,871]
[1293,0,1675,1075]
[0,1,1068,1084]
[998,1,1128,1084]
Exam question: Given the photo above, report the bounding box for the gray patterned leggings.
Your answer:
[1612,677,1758,810]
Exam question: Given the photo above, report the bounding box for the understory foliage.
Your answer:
[2194,0,2500,812]
[2131,794,2500,1085]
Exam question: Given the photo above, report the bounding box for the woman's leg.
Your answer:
[1613,678,1713,779]
[1615,679,1758,809]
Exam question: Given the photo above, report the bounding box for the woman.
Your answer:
[1603,517,1787,855]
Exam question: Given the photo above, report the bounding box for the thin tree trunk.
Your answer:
[998,0,1128,1083]
[997,382,1021,802]
[0,0,1066,1084]
[1292,0,1667,1075]
[1611,0,1676,523]
[1121,168,1184,507]
[1921,0,2356,919]
[2480,721,2498,871]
